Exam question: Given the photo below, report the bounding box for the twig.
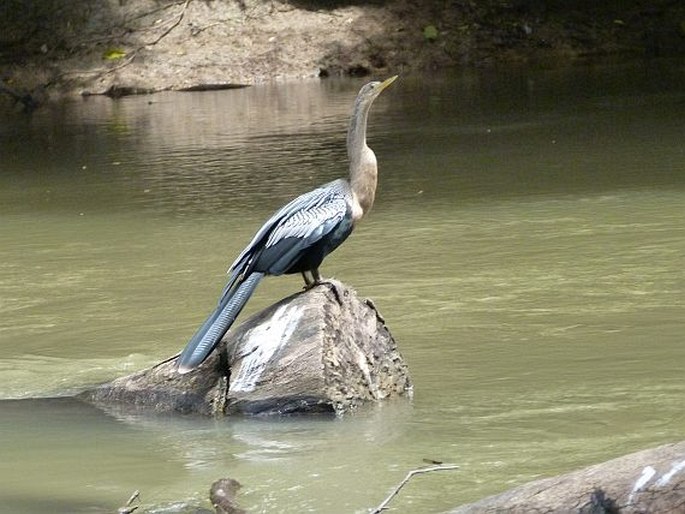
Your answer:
[71,1,187,49]
[125,1,181,24]
[59,0,191,79]
[108,51,138,72]
[152,352,182,368]
[190,21,225,37]
[370,464,459,514]
[117,489,140,514]
[144,0,191,47]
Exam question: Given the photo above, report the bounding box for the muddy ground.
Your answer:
[1,0,684,106]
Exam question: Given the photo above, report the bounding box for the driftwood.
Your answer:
[450,440,685,514]
[81,280,412,416]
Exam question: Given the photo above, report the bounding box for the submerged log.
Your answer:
[81,280,412,416]
[450,440,685,514]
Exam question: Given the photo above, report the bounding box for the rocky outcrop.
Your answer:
[81,280,412,416]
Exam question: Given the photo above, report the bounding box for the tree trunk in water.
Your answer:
[80,280,412,416]
[449,440,685,513]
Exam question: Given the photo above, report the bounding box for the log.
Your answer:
[449,440,685,514]
[80,280,412,416]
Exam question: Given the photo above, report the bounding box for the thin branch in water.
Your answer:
[117,489,141,514]
[370,464,459,514]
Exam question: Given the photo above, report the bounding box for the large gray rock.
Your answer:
[81,280,412,416]
[449,440,685,513]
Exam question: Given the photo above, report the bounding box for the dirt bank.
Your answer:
[1,0,684,104]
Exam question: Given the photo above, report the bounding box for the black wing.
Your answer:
[220,179,352,297]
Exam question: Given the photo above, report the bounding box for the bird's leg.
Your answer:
[301,270,314,288]
[301,269,322,290]
[302,271,343,303]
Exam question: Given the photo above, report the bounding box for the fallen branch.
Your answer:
[371,464,460,513]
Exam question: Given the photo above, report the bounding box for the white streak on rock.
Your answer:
[628,465,656,503]
[655,459,685,487]
[355,349,377,398]
[230,304,301,392]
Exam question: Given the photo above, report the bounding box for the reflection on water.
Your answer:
[0,61,684,513]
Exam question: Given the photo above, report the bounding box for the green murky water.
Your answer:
[0,61,683,513]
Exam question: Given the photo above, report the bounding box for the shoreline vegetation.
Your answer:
[1,0,684,108]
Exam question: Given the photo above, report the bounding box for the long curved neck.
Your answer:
[347,99,378,219]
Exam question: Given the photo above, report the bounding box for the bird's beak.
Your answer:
[377,75,398,93]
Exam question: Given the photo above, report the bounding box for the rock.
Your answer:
[449,440,685,514]
[80,280,412,416]
[210,478,245,514]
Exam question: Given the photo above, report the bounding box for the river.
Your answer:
[0,60,683,513]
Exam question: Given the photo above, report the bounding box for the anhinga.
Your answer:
[177,75,397,373]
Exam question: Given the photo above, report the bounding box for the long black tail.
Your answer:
[177,272,264,373]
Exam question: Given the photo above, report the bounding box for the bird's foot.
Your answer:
[301,269,324,290]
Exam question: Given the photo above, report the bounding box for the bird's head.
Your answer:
[356,75,398,106]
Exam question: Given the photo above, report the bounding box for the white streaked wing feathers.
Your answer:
[227,179,351,275]
[265,197,347,247]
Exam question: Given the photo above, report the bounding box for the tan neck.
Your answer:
[347,95,378,220]
[350,146,378,218]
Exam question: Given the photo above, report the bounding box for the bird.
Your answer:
[177,75,397,373]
